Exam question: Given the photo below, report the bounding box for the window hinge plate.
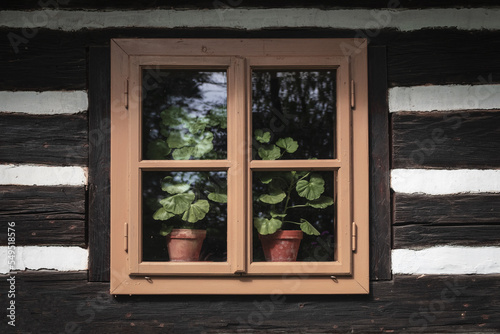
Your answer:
[124,222,128,253]
[125,78,129,110]
[352,222,357,252]
[350,80,355,109]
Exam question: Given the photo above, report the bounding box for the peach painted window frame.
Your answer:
[110,39,369,295]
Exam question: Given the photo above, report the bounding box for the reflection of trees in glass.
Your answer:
[142,70,227,160]
[142,171,227,262]
[252,70,336,159]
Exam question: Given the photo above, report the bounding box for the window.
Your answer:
[110,39,369,294]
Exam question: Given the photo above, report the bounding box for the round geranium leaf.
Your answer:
[192,132,214,158]
[167,131,190,149]
[276,137,298,154]
[258,145,280,160]
[208,191,228,203]
[161,176,190,194]
[172,147,194,160]
[253,217,282,235]
[254,129,271,143]
[147,140,171,160]
[307,196,334,209]
[296,174,325,200]
[160,192,195,215]
[153,207,176,221]
[299,218,320,236]
[258,185,286,204]
[182,199,210,223]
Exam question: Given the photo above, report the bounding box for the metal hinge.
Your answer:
[124,78,129,110]
[350,80,355,109]
[352,222,357,252]
[124,222,128,253]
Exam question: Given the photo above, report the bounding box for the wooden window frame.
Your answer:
[110,39,369,294]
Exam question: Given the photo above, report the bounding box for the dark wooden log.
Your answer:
[0,0,497,10]
[0,113,88,166]
[88,47,111,282]
[392,110,500,168]
[0,186,85,246]
[394,193,500,224]
[1,272,499,332]
[3,28,500,90]
[387,30,500,87]
[394,224,500,248]
[368,45,391,281]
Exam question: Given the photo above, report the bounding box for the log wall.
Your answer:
[1,4,499,332]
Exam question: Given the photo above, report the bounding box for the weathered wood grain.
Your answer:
[88,47,111,282]
[2,29,500,90]
[394,224,500,248]
[387,30,500,87]
[0,1,498,10]
[394,193,500,224]
[0,271,499,333]
[0,186,85,246]
[0,113,88,166]
[368,45,391,281]
[392,110,500,168]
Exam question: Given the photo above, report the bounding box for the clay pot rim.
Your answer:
[259,229,303,240]
[168,228,207,239]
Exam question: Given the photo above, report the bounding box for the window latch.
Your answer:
[352,222,357,252]
[124,78,129,110]
[124,222,128,253]
[350,80,356,109]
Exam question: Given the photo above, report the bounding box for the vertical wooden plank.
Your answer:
[88,47,111,281]
[368,45,392,280]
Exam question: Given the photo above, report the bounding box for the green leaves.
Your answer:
[161,176,190,195]
[253,217,282,235]
[296,173,325,200]
[159,193,195,215]
[182,200,210,223]
[258,184,286,204]
[276,137,298,154]
[254,129,271,143]
[299,219,320,236]
[192,132,214,158]
[172,147,194,160]
[207,191,228,203]
[258,145,280,160]
[307,196,334,209]
[153,207,176,221]
[147,140,171,160]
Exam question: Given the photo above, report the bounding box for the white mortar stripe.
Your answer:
[0,91,88,115]
[1,8,500,31]
[389,84,500,112]
[391,169,500,195]
[0,164,88,186]
[392,246,500,275]
[0,246,88,274]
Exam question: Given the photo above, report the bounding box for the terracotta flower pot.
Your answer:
[166,229,206,261]
[259,230,303,262]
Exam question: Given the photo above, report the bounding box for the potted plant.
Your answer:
[253,130,335,261]
[152,175,227,261]
[148,105,227,261]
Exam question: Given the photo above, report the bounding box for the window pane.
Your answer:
[142,171,227,262]
[142,70,227,160]
[252,70,336,160]
[252,171,336,262]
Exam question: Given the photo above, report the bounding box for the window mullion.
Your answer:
[227,56,248,274]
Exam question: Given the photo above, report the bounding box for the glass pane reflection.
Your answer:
[252,70,336,160]
[252,171,336,262]
[142,171,227,262]
[142,70,227,160]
